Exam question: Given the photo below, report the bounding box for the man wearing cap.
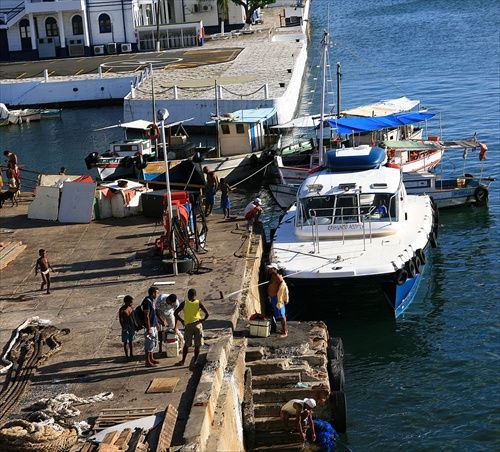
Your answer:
[268,263,288,337]
[244,197,263,226]
[280,398,317,443]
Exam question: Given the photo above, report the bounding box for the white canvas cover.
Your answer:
[58,182,96,223]
[341,97,420,117]
[28,186,60,221]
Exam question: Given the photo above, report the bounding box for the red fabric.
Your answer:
[245,209,256,220]
[124,190,136,205]
[73,175,94,183]
[100,187,114,200]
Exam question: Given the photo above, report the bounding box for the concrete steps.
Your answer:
[245,322,332,451]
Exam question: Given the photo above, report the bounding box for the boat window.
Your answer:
[300,196,334,225]
[221,124,230,135]
[236,124,245,134]
[334,194,359,223]
[367,194,396,220]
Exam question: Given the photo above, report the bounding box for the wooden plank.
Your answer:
[96,444,120,452]
[0,241,26,270]
[156,404,178,452]
[114,428,133,449]
[101,431,120,444]
[146,378,179,394]
[93,408,156,432]
[126,428,147,452]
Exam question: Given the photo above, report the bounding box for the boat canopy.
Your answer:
[340,97,421,117]
[327,112,435,134]
[207,107,277,125]
[384,138,481,150]
[325,146,386,171]
[94,118,194,131]
[271,113,337,129]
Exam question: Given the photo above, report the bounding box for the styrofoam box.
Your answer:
[166,341,179,357]
[249,319,270,338]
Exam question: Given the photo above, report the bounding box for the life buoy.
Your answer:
[145,123,160,140]
[478,142,487,161]
[386,162,401,169]
[406,259,417,279]
[416,248,426,265]
[122,156,134,168]
[135,155,148,170]
[474,186,488,203]
[394,268,408,286]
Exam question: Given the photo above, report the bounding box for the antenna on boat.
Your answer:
[158,107,178,276]
[318,30,328,166]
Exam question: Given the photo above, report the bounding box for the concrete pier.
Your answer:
[0,193,343,451]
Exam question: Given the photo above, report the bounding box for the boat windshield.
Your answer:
[298,193,396,226]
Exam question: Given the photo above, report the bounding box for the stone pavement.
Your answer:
[0,195,264,448]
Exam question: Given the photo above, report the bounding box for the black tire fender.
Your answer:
[329,360,345,392]
[330,391,347,434]
[250,154,259,168]
[84,152,99,169]
[135,155,148,170]
[329,337,344,362]
[474,186,488,203]
[122,156,134,168]
[416,248,426,265]
[412,255,422,274]
[394,268,408,286]
[430,230,438,248]
[406,259,417,278]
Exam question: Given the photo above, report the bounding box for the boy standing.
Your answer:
[35,249,55,294]
[119,296,136,361]
[219,178,234,219]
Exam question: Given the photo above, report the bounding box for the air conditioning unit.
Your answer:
[202,4,212,11]
[107,42,117,54]
[121,43,132,53]
[68,44,85,56]
[94,45,105,55]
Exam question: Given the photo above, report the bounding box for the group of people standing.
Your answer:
[119,286,209,368]
[202,166,263,225]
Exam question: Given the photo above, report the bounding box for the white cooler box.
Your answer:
[249,319,271,338]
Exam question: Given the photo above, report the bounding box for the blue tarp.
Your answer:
[327,112,435,134]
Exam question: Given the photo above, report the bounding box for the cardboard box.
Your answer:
[249,319,270,338]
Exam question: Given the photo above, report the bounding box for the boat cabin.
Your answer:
[294,147,405,239]
[207,108,280,156]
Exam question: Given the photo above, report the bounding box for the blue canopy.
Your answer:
[327,112,435,134]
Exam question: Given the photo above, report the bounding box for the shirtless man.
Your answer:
[4,151,20,189]
[203,166,219,216]
[35,249,55,294]
[119,295,136,361]
[268,263,288,337]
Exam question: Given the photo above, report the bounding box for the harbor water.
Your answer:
[1,0,499,450]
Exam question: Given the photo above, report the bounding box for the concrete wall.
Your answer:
[0,76,136,106]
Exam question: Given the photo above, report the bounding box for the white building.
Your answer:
[0,0,245,61]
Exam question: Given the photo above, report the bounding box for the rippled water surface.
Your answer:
[0,0,498,449]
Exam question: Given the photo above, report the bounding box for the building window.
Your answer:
[236,124,245,134]
[221,124,230,134]
[45,17,58,37]
[72,15,83,35]
[99,14,111,33]
[20,19,30,39]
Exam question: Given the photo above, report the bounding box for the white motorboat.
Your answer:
[269,145,438,317]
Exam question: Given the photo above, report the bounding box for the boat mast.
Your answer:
[215,80,221,158]
[336,62,341,117]
[318,30,328,166]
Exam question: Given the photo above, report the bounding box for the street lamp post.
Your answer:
[157,108,178,275]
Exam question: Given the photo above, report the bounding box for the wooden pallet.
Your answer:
[0,241,26,270]
[93,407,157,433]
